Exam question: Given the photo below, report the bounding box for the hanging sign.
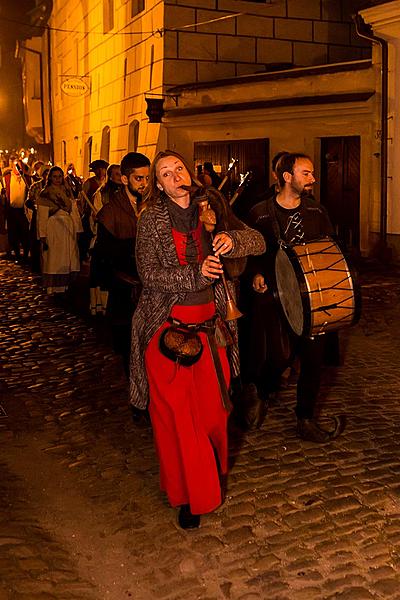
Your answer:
[61,77,90,97]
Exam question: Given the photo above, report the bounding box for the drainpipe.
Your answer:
[353,14,389,254]
[46,26,54,164]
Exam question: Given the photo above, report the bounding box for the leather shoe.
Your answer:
[178,505,200,529]
[297,415,346,443]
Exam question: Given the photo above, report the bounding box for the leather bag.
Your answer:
[159,324,203,366]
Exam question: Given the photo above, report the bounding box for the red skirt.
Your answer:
[145,302,230,515]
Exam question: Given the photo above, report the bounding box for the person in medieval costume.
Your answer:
[129,150,265,529]
[37,166,83,295]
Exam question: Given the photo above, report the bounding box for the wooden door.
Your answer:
[320,136,360,252]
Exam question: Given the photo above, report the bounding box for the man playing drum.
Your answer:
[240,152,346,443]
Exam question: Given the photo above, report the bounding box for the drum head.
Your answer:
[275,248,304,336]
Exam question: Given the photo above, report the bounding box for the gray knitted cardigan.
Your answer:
[129,196,266,409]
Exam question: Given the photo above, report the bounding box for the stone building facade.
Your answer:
[163,0,371,86]
[22,0,370,170]
[19,0,400,257]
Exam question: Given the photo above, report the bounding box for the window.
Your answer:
[100,126,110,162]
[83,136,92,175]
[131,0,144,18]
[103,0,114,33]
[73,135,79,160]
[123,57,128,96]
[128,120,139,151]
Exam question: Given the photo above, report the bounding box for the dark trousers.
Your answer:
[240,290,292,395]
[78,214,93,262]
[108,278,140,377]
[295,335,325,419]
[240,289,326,419]
[7,208,29,258]
[28,211,41,272]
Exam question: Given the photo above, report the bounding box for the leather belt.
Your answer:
[167,315,232,412]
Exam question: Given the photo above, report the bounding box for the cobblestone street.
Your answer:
[1,258,400,600]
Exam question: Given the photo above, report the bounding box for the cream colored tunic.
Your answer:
[37,201,82,276]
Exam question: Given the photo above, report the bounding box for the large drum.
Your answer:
[275,238,361,337]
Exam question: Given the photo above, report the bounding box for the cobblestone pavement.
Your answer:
[1,258,400,600]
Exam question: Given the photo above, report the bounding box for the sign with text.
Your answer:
[61,77,90,97]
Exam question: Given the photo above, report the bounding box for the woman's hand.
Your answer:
[201,255,223,279]
[212,232,233,257]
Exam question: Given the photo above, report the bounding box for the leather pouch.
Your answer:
[159,325,203,366]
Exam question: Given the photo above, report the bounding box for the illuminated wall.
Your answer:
[49,0,165,175]
[45,0,372,174]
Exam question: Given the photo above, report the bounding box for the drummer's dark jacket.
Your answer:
[245,193,334,287]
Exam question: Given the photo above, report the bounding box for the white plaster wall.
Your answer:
[165,69,379,254]
[360,0,400,242]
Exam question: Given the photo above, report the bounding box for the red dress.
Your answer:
[144,221,230,515]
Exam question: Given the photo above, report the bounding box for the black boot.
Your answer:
[178,505,200,529]
[297,415,346,443]
[239,383,268,431]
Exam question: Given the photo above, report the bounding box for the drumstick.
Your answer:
[317,321,328,335]
[305,246,312,269]
[305,246,318,278]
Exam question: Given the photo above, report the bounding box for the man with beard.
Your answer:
[95,152,150,376]
[239,153,345,442]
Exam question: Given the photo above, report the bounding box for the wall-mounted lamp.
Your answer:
[145,93,179,123]
[145,98,165,123]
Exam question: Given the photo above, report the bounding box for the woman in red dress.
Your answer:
[130,151,265,529]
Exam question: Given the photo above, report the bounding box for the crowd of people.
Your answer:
[0,148,349,530]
